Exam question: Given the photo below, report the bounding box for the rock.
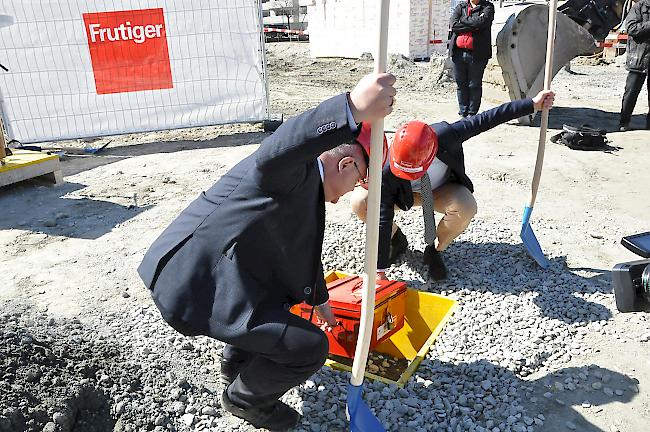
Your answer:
[42,219,57,227]
[52,412,68,426]
[154,415,166,426]
[180,341,194,351]
[566,421,577,430]
[201,406,218,416]
[602,374,612,383]
[603,387,614,396]
[181,413,195,427]
[114,401,127,416]
[25,369,41,383]
[42,423,56,432]
[581,401,591,408]
[591,382,603,390]
[614,389,624,396]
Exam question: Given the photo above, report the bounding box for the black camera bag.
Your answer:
[550,124,608,151]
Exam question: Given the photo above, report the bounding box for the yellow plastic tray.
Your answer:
[322,271,457,387]
[0,149,58,173]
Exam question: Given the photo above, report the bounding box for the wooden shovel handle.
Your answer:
[528,0,558,208]
[351,0,391,388]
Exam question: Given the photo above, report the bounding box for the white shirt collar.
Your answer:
[317,158,324,182]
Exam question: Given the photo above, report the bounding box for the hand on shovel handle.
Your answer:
[532,90,555,112]
[348,73,397,124]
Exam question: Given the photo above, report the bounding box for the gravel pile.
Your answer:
[2,204,635,432]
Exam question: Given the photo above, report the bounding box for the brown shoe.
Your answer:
[220,389,300,431]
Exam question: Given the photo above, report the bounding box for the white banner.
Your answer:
[0,0,268,143]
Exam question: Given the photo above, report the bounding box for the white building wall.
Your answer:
[308,0,451,59]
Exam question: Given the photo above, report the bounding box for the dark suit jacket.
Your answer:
[449,0,495,62]
[137,93,356,350]
[377,98,534,268]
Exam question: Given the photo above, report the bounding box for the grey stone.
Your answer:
[201,406,218,416]
[53,412,67,426]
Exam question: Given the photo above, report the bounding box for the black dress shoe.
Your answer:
[619,123,631,132]
[389,227,408,263]
[220,389,300,431]
[423,246,447,281]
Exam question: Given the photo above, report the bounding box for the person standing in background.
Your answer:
[449,0,495,118]
[619,0,650,131]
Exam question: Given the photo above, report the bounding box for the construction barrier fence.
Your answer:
[0,0,269,143]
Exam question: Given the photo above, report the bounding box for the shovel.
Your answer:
[520,0,557,269]
[346,1,390,431]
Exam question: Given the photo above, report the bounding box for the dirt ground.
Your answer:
[2,41,650,431]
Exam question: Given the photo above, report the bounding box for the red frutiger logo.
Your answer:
[83,8,173,95]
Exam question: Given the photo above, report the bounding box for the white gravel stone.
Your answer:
[181,413,195,427]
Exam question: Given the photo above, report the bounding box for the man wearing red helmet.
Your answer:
[351,89,554,281]
[137,72,396,430]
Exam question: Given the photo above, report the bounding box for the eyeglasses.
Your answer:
[353,162,368,185]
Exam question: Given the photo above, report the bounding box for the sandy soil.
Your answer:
[1,42,649,431]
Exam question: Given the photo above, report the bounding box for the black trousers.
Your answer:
[452,49,488,116]
[224,311,328,409]
[620,70,650,126]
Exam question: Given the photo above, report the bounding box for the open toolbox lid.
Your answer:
[326,275,407,312]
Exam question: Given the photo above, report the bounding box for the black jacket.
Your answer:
[377,98,534,269]
[449,0,495,62]
[625,0,650,73]
[137,93,356,351]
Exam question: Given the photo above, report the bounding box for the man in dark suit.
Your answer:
[350,90,554,281]
[136,73,395,431]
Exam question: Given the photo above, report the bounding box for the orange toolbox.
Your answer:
[296,275,407,358]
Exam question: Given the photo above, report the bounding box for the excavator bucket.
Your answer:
[496,4,596,125]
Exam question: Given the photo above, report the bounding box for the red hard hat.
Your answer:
[389,121,438,181]
[355,122,389,189]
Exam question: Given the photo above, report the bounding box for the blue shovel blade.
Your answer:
[347,384,385,432]
[520,206,550,269]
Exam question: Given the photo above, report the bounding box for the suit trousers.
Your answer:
[224,311,328,409]
[620,70,650,126]
[350,182,477,251]
[452,50,488,117]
